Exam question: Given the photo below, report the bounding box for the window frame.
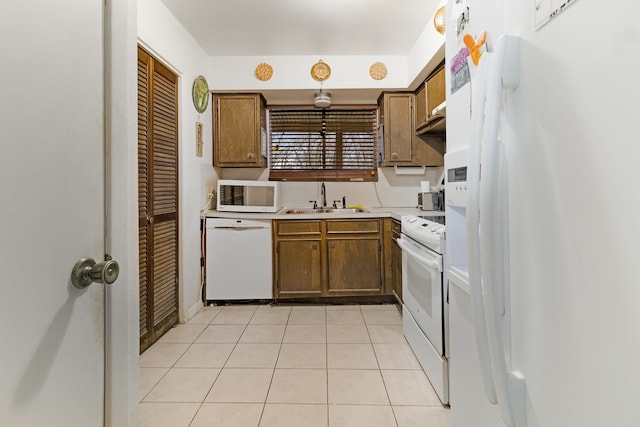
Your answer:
[268,106,379,182]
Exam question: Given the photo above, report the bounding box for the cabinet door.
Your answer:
[415,84,427,130]
[214,94,264,167]
[383,93,413,162]
[391,220,403,303]
[327,237,382,294]
[416,64,446,136]
[426,66,446,121]
[138,47,179,353]
[275,239,323,297]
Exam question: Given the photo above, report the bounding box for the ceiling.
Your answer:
[160,0,437,56]
[159,0,441,104]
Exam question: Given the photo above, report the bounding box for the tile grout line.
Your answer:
[195,306,248,410]
[181,306,249,424]
[141,312,215,403]
[325,305,330,426]
[256,306,291,426]
[140,303,447,426]
[363,305,400,427]
[140,308,220,424]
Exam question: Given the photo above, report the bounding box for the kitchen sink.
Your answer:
[278,207,368,215]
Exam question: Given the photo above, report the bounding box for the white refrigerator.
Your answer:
[444,1,640,426]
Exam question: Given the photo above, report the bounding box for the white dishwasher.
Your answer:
[206,218,273,301]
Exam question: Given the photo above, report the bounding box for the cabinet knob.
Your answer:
[391,152,398,159]
[312,242,318,249]
[247,153,255,160]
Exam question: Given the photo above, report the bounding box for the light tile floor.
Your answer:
[140,303,450,427]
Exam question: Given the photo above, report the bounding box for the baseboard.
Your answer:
[188,300,204,321]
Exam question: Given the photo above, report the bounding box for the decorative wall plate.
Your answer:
[192,75,209,113]
[255,63,273,81]
[311,60,331,81]
[433,5,446,35]
[369,62,387,80]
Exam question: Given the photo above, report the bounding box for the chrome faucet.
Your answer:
[320,182,327,208]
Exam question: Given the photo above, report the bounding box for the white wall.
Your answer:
[138,0,217,321]
[220,167,444,209]
[406,4,446,89]
[207,1,445,94]
[208,55,408,92]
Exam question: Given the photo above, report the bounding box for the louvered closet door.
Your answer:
[138,46,179,353]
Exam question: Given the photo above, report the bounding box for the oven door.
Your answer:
[398,234,444,354]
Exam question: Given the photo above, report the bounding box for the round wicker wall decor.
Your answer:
[255,63,274,81]
[369,62,387,80]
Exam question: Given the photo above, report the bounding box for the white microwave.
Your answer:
[216,180,282,213]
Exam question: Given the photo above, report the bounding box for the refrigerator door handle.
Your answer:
[480,34,526,427]
[466,50,498,405]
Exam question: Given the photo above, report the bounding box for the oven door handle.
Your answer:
[397,238,441,272]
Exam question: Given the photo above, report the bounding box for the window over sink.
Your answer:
[269,108,378,182]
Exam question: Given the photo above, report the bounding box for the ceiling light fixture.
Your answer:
[314,90,331,108]
[311,60,332,108]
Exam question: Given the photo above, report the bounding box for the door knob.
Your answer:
[72,257,120,288]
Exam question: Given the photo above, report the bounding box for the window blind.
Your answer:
[269,109,378,181]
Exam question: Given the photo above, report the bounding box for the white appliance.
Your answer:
[398,215,448,403]
[206,218,273,300]
[217,179,282,213]
[445,1,640,426]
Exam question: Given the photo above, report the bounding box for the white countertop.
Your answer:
[202,206,445,221]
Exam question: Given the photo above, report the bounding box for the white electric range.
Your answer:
[398,214,449,404]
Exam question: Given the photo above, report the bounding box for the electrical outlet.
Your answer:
[206,185,213,197]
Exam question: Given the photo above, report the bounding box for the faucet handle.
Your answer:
[308,200,318,209]
[333,200,341,209]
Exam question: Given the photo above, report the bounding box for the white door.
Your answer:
[0,1,112,426]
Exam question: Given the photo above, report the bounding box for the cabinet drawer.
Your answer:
[276,220,322,236]
[326,219,380,234]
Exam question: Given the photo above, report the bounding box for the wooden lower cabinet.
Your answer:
[273,220,323,299]
[326,219,383,295]
[274,218,388,299]
[276,238,322,297]
[327,238,381,293]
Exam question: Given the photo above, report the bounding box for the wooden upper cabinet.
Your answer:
[379,92,445,167]
[415,84,428,131]
[415,63,446,135]
[213,93,267,167]
[380,93,413,163]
